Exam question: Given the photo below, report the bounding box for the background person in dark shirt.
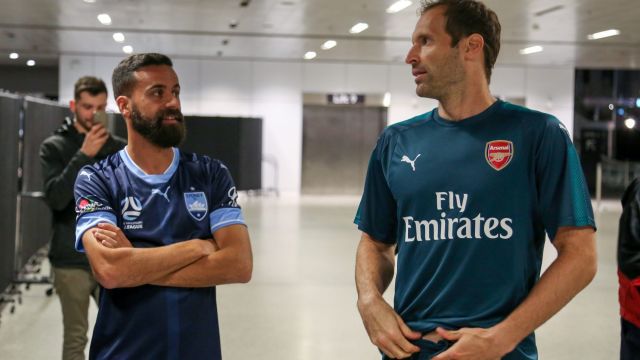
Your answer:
[39,76,125,360]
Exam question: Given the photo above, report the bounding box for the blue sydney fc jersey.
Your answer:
[74,147,245,360]
[355,100,595,359]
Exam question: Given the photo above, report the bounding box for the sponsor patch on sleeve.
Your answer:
[75,196,113,216]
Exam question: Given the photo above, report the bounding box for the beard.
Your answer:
[75,111,93,132]
[130,105,186,148]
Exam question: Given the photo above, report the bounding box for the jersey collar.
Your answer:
[118,146,179,185]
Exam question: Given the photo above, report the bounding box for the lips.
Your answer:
[412,69,427,77]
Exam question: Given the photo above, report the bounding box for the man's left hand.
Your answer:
[432,327,506,360]
[94,223,133,249]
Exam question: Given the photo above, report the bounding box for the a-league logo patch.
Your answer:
[485,140,513,171]
[184,192,208,221]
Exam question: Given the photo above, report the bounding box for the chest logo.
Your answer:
[121,196,142,221]
[184,192,208,221]
[485,140,514,171]
[401,154,421,172]
[151,186,171,203]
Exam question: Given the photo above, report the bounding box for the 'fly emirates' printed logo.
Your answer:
[402,191,513,242]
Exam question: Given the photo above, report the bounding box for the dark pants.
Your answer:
[621,318,640,360]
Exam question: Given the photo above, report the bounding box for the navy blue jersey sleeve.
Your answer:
[354,135,397,244]
[208,162,246,233]
[74,166,118,252]
[535,117,595,240]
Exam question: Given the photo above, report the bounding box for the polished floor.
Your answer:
[0,196,622,359]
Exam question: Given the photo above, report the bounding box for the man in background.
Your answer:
[40,76,125,360]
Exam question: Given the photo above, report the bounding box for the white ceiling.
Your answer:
[0,0,639,68]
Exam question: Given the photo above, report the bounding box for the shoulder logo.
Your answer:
[184,192,208,221]
[401,154,421,172]
[121,196,142,221]
[227,186,238,207]
[485,140,513,171]
[79,170,94,182]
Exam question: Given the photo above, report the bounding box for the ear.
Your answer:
[69,99,76,113]
[116,95,131,119]
[464,33,485,60]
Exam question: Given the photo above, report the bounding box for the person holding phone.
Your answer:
[40,76,126,360]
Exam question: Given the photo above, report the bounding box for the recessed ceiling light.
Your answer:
[9,52,19,59]
[83,0,96,3]
[321,40,337,50]
[386,0,412,14]
[304,51,317,60]
[350,22,369,34]
[97,13,112,25]
[26,59,35,66]
[519,45,543,55]
[112,32,125,42]
[122,45,133,54]
[587,29,620,40]
[625,118,636,129]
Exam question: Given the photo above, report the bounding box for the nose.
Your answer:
[165,93,180,110]
[405,43,419,65]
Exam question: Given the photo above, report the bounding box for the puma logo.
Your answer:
[79,170,93,181]
[401,154,421,172]
[151,186,171,203]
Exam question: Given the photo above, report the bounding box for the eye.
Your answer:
[151,88,163,97]
[172,89,180,98]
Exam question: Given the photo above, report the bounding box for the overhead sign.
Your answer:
[327,93,365,105]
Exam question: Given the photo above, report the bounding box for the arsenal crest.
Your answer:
[184,192,208,221]
[485,140,513,171]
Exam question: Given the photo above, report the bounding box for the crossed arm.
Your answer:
[355,226,597,360]
[82,223,252,289]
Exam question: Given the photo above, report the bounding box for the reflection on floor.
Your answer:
[0,196,621,359]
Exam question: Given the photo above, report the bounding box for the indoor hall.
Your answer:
[1,0,639,359]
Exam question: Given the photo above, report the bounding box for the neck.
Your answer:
[73,117,89,134]
[437,78,495,121]
[126,132,175,175]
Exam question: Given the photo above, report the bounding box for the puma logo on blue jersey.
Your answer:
[151,186,171,203]
[401,154,421,172]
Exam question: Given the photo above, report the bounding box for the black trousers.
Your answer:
[621,318,640,360]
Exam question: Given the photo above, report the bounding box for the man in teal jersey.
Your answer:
[354,1,597,359]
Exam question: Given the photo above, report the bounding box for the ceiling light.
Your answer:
[587,29,620,40]
[636,98,640,108]
[321,40,337,50]
[349,23,369,34]
[83,0,96,3]
[519,45,543,55]
[113,32,125,42]
[26,60,35,66]
[609,104,615,111]
[625,118,636,129]
[97,13,112,25]
[9,52,19,59]
[304,51,317,60]
[387,0,412,14]
[122,45,133,54]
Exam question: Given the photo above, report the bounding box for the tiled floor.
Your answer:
[0,196,622,359]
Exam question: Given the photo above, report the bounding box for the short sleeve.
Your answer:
[536,118,595,240]
[209,162,246,233]
[354,137,398,244]
[74,166,117,252]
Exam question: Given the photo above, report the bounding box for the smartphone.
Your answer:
[92,111,109,127]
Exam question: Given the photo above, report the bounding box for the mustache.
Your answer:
[155,109,184,124]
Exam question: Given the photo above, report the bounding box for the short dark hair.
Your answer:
[420,0,501,83]
[74,76,107,100]
[112,53,173,98]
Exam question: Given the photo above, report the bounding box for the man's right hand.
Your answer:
[80,124,109,158]
[358,295,421,359]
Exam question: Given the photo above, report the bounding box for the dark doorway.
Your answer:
[302,105,387,195]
